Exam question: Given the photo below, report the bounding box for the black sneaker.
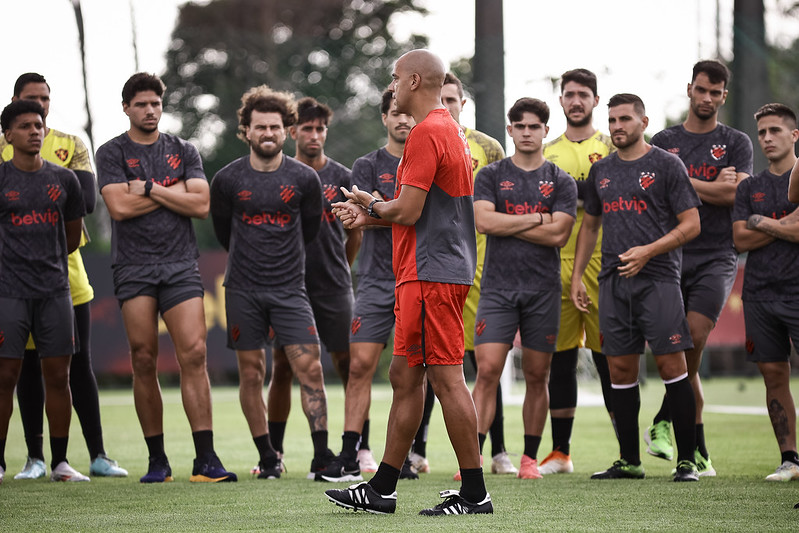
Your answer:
[325,481,397,514]
[257,457,282,480]
[307,448,336,480]
[316,453,362,482]
[399,456,419,480]
[189,452,237,483]
[139,455,173,483]
[590,459,645,480]
[418,489,493,516]
[673,460,699,482]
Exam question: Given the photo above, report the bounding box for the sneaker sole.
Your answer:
[140,476,174,483]
[319,473,363,483]
[325,494,392,514]
[50,476,90,482]
[643,433,673,461]
[90,470,128,477]
[189,474,236,482]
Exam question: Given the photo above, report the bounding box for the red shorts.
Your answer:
[394,280,470,367]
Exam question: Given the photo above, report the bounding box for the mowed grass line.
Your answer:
[2,377,798,532]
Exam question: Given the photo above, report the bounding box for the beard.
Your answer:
[566,111,592,128]
[250,138,283,160]
[611,130,641,150]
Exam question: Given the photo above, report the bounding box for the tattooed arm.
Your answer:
[743,208,799,245]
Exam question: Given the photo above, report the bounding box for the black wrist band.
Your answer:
[367,197,382,219]
[144,179,154,197]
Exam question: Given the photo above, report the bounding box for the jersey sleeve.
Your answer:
[729,130,754,176]
[182,142,207,181]
[473,163,496,204]
[209,169,233,250]
[732,178,752,222]
[351,157,375,195]
[300,169,323,244]
[665,156,701,215]
[95,141,128,190]
[399,128,438,192]
[583,164,602,216]
[63,169,87,221]
[68,135,94,173]
[553,167,578,217]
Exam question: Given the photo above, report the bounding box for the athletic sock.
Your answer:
[253,434,277,464]
[695,423,708,459]
[591,351,614,416]
[489,381,506,457]
[412,380,435,457]
[523,435,542,460]
[551,417,574,455]
[192,430,214,458]
[611,383,641,465]
[50,437,68,469]
[458,467,487,503]
[341,431,360,459]
[664,376,696,463]
[368,462,400,495]
[145,434,166,459]
[359,419,371,451]
[70,303,105,461]
[268,421,287,454]
[25,436,45,461]
[311,430,329,458]
[653,393,671,424]
[781,450,799,466]
[0,438,6,470]
[478,433,487,455]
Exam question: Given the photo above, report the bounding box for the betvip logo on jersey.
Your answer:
[539,181,554,198]
[710,144,727,161]
[639,172,655,191]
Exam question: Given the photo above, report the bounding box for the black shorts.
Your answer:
[0,294,75,358]
[306,290,353,353]
[225,287,319,350]
[599,276,693,356]
[349,277,396,345]
[681,251,737,322]
[474,289,560,352]
[744,299,799,363]
[113,259,204,314]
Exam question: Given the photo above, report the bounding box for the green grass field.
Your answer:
[2,377,798,532]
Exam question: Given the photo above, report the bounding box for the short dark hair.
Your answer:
[692,60,730,88]
[1,100,45,132]
[13,72,50,97]
[560,68,598,96]
[237,85,297,141]
[607,93,646,116]
[754,103,798,129]
[443,72,464,99]
[122,73,166,104]
[507,97,550,125]
[296,97,332,126]
[380,90,394,115]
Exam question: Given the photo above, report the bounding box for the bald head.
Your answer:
[389,49,447,121]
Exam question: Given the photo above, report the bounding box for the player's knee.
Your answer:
[130,347,158,375]
[178,338,208,372]
[296,359,324,385]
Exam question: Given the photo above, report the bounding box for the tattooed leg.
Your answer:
[285,344,327,432]
[758,361,797,453]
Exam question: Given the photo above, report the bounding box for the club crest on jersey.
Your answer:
[323,184,338,202]
[47,184,62,202]
[279,185,296,204]
[55,148,69,162]
[472,158,479,171]
[588,152,603,164]
[166,154,182,170]
[639,172,655,191]
[500,180,514,191]
[710,144,726,160]
[379,173,394,184]
[599,178,611,190]
[539,181,554,198]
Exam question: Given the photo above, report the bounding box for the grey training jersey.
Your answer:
[584,147,701,282]
[475,158,577,292]
[733,169,799,301]
[651,123,753,254]
[96,133,205,266]
[210,155,323,290]
[304,157,353,295]
[351,148,399,281]
[0,160,85,297]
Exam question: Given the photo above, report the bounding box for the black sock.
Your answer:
[551,418,574,455]
[25,436,44,461]
[781,450,799,466]
[412,381,436,457]
[0,438,6,470]
[458,467,487,503]
[360,419,371,451]
[695,423,708,459]
[341,431,360,459]
[478,433,487,455]
[368,462,400,495]
[70,303,105,460]
[145,434,166,459]
[311,430,328,458]
[653,393,671,423]
[253,434,277,464]
[192,430,214,458]
[591,351,614,416]
[50,437,68,469]
[268,421,287,454]
[665,377,696,463]
[611,384,641,465]
[523,434,542,460]
[489,381,506,456]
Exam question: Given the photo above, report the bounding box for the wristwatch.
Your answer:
[144,179,154,197]
[367,197,382,219]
